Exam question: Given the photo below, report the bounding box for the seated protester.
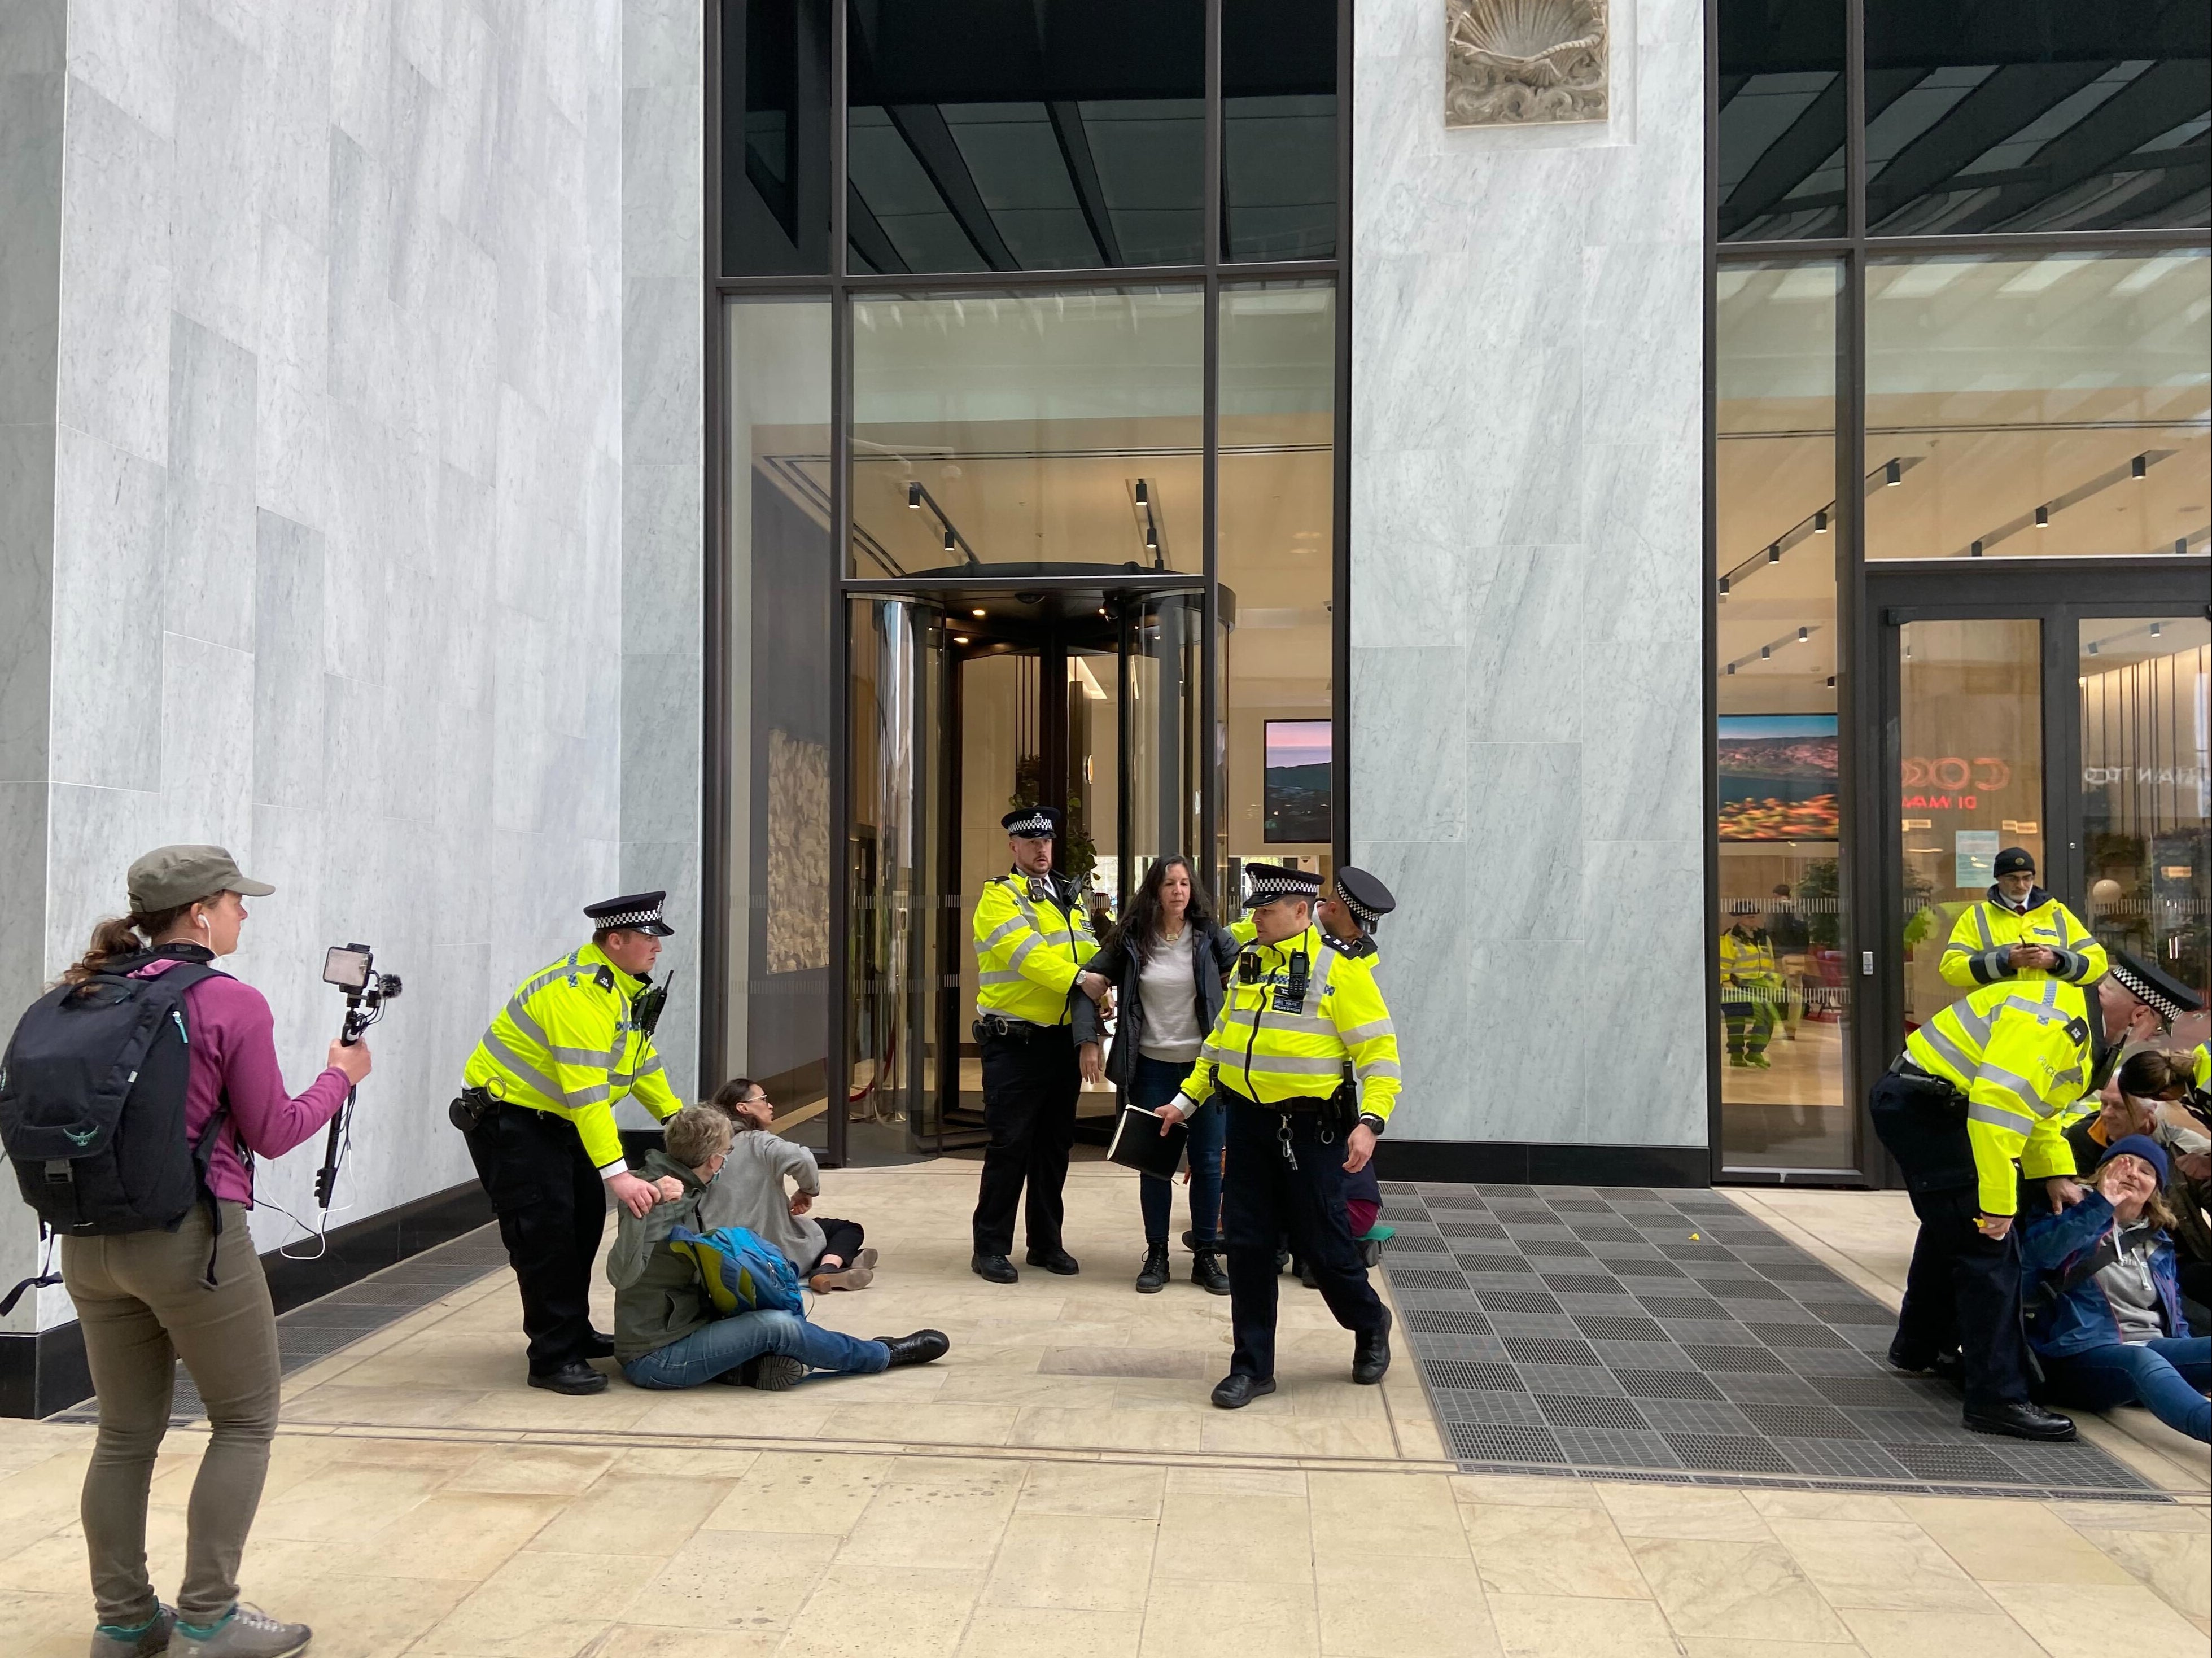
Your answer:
[607,1104,945,1390]
[2022,1136,2210,1445]
[698,1078,878,1292]
[2069,1052,2212,1307]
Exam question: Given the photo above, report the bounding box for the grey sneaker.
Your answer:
[91,1606,174,1656]
[176,1604,311,1657]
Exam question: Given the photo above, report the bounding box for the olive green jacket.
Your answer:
[606,1148,715,1363]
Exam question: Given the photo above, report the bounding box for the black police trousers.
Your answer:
[1869,1073,2030,1411]
[971,1026,1078,1258]
[462,1104,607,1375]
[1222,1096,1387,1380]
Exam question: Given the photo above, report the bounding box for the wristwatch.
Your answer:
[1358,1112,1387,1137]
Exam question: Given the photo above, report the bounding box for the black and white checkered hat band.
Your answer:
[2110,963,2185,1020]
[1248,871,1319,901]
[1008,812,1052,836]
[598,908,661,930]
[1340,893,1380,925]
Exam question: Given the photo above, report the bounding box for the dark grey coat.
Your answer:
[1071,922,1241,1088]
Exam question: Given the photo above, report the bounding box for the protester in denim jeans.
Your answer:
[2022,1135,2210,1443]
[1073,856,1239,1294]
[606,1105,947,1390]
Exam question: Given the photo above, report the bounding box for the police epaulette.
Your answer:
[595,965,615,992]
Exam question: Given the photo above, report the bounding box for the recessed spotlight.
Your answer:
[1813,510,1829,533]
[971,608,986,618]
[2035,505,2048,528]
[1885,459,1902,487]
[2132,454,2147,479]
[1767,543,1781,563]
[954,635,970,645]
[1798,627,1808,642]
[907,481,922,509]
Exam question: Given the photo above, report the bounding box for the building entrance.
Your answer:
[843,581,1211,1159]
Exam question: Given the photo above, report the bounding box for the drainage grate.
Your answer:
[1883,1442,2016,1483]
[1502,1337,1602,1367]
[1675,1344,1791,1374]
[1537,1394,1650,1430]
[1542,1274,1624,1294]
[1477,1289,1563,1313]
[1523,1239,1595,1257]
[1426,1360,1524,1390]
[1389,1269,1467,1289]
[1570,1225,1646,1243]
[1759,1261,1839,1282]
[1440,1220,1510,1239]
[1574,1315,1668,1343]
[1611,1259,1688,1279]
[1406,1307,1492,1335]
[1427,1192,1489,1209]
[1389,1233,1449,1253]
[1664,1433,1793,1473]
[1637,1297,1730,1319]
[1800,1301,1894,1325]
[1609,1368,1727,1401]
[1449,1423,1565,1463]
[1735,1402,1865,1440]
[1743,1321,1852,1349]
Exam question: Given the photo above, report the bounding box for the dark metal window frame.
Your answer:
[1704,0,2212,1188]
[703,0,1354,1164]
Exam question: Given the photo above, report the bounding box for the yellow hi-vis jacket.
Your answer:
[2193,1043,2210,1094]
[1905,978,2094,1217]
[463,941,683,1177]
[1180,922,1401,1124]
[1940,888,2105,991]
[972,870,1098,1026]
[1718,928,1781,1001]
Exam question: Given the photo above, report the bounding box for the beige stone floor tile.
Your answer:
[1986,1582,2210,1658]
[1678,1642,1868,1657]
[703,1450,894,1534]
[1,1587,114,1642]
[248,1462,449,1542]
[1012,1406,1205,1453]
[441,1443,619,1495]
[1461,1502,1650,1600]
[1016,1459,1165,1518]
[957,1605,1144,1658]
[1765,1519,1995,1613]
[1487,1593,1686,1658]
[936,1370,1121,1407]
[1139,1577,1321,1658]
[525,1469,733,1558]
[780,1563,987,1658]
[1600,1484,1776,1543]
[438,1384,655,1432]
[824,1399,1021,1448]
[1741,1489,1911,1524]
[1153,1492,1314,1583]
[1163,1463,1306,1498]
[880,1454,1030,1493]
[1897,1495,2140,1587]
[347,1489,562,1580]
[1286,1383,1391,1419]
[2073,1525,2212,1619]
[2043,1498,2210,1532]
[1309,1469,1467,1556]
[1449,1472,1601,1510]
[592,1630,783,1657]
[278,1384,488,1428]
[241,1569,474,1658]
[0,1525,97,1594]
[621,1528,839,1629]
[982,1512,1157,1611]
[409,1548,640,1655]
[607,1447,766,1480]
[1630,1538,1853,1644]
[1196,1414,1400,1459]
[842,1473,1020,1568]
[1317,1566,1498,1656]
[1838,1606,2049,1658]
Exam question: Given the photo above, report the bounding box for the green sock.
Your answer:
[178,1607,234,1639]
[95,1613,160,1638]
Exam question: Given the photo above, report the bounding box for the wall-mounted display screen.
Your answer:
[1263,719,1331,843]
[1717,714,1838,841]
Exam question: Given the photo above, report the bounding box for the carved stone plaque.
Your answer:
[1445,0,1609,128]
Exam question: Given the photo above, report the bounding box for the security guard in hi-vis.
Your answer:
[456,892,683,1393]
[1940,846,2106,992]
[969,807,1099,1284]
[1159,863,1401,1407]
[1870,947,2198,1441]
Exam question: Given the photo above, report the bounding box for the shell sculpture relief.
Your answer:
[1446,0,1608,128]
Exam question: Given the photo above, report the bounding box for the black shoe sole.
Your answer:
[1026,1257,1081,1275]
[1135,1279,1166,1294]
[1962,1414,2077,1442]
[1212,1377,1277,1410]
[527,1372,607,1395]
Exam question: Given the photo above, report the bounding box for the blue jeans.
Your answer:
[1131,1055,1225,1248]
[620,1311,890,1390]
[2040,1337,2211,1443]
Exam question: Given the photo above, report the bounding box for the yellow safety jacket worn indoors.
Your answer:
[464,940,683,1176]
[1718,928,1782,1003]
[1940,888,2106,991]
[1182,922,1401,1123]
[1905,978,2094,1217]
[972,870,1098,1027]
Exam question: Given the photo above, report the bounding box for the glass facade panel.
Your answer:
[847,289,1205,577]
[1717,0,1847,241]
[2080,615,2212,1043]
[1715,263,1853,1173]
[721,0,833,274]
[1895,619,2047,1040]
[1218,282,1335,899]
[1864,0,2211,235]
[1865,251,2212,561]
[724,299,836,1149]
[845,0,1204,273]
[1223,0,1337,261]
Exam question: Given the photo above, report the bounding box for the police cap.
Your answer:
[585,891,675,936]
[2106,950,2202,1023]
[1332,867,1396,931]
[1243,863,1321,908]
[1002,806,1062,839]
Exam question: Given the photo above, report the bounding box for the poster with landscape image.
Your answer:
[1717,715,1838,841]
[1264,720,1332,843]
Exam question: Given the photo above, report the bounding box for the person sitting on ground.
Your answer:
[607,1104,945,1389]
[2022,1135,2209,1444]
[694,1078,878,1292]
[2067,1051,2212,1308]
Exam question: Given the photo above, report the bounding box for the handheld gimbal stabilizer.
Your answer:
[317,943,401,1209]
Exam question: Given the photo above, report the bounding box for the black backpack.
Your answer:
[0,948,231,1242]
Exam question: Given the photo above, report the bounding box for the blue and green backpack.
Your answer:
[666,1224,804,1315]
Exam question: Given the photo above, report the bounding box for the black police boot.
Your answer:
[1297,1257,1320,1290]
[1352,1309,1392,1385]
[1191,1248,1230,1296]
[1963,1400,2077,1442]
[1026,1246,1081,1275]
[1211,1373,1277,1410]
[972,1252,1019,1284]
[1135,1245,1170,1294]
[874,1329,951,1368]
[1358,1237,1382,1269]
[582,1329,615,1361]
[528,1361,607,1396]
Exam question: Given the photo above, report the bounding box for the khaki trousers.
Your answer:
[62,1201,280,1627]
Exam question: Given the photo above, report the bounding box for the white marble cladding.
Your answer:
[8,0,627,1331]
[1353,0,1706,1149]
[617,0,704,1109]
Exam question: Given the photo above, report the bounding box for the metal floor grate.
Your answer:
[1382,1185,2158,1498]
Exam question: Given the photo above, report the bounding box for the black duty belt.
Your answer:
[1889,1053,1940,1082]
[973,1015,1067,1044]
[1220,1086,1327,1113]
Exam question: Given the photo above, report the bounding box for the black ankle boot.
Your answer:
[874,1329,951,1368]
[1135,1244,1170,1294]
[1191,1249,1230,1296]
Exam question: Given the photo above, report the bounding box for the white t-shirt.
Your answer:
[1136,928,1203,1061]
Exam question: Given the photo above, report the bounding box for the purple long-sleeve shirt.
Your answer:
[133,957,351,1205]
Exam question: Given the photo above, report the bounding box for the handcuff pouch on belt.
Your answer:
[973,1014,1036,1045]
[448,1083,500,1133]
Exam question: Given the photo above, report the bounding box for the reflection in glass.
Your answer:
[1219,283,1334,898]
[725,300,836,1150]
[845,0,1204,273]
[1865,251,2211,561]
[1715,262,1853,1173]
[1717,0,1847,240]
[1223,0,1336,261]
[1864,0,2210,234]
[1895,619,2046,1040]
[2080,616,2212,1053]
[721,0,832,274]
[848,290,1204,577]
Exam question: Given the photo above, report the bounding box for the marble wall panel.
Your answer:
[164,316,258,652]
[64,0,176,139]
[170,2,265,349]
[0,426,54,783]
[251,510,325,810]
[48,428,166,792]
[0,6,63,428]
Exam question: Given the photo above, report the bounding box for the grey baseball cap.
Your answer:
[126,845,275,912]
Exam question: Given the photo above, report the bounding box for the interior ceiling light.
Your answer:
[1725,663,1737,675]
[1760,645,1771,660]
[1814,509,1829,533]
[1826,675,1836,687]
[2132,454,2147,479]
[2035,505,2049,527]
[2088,640,2100,655]
[2177,538,2190,554]
[1798,627,1808,642]
[2150,622,2162,636]
[1971,539,1984,556]
[1134,480,1149,505]
[1718,577,1730,595]
[907,481,922,509]
[1767,543,1781,563]
[971,607,986,618]
[1885,459,1902,487]
[953,635,970,645]
[943,527,957,552]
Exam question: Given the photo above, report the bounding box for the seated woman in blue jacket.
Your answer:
[2021,1135,2210,1443]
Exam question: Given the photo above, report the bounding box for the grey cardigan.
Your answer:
[694,1129,826,1272]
